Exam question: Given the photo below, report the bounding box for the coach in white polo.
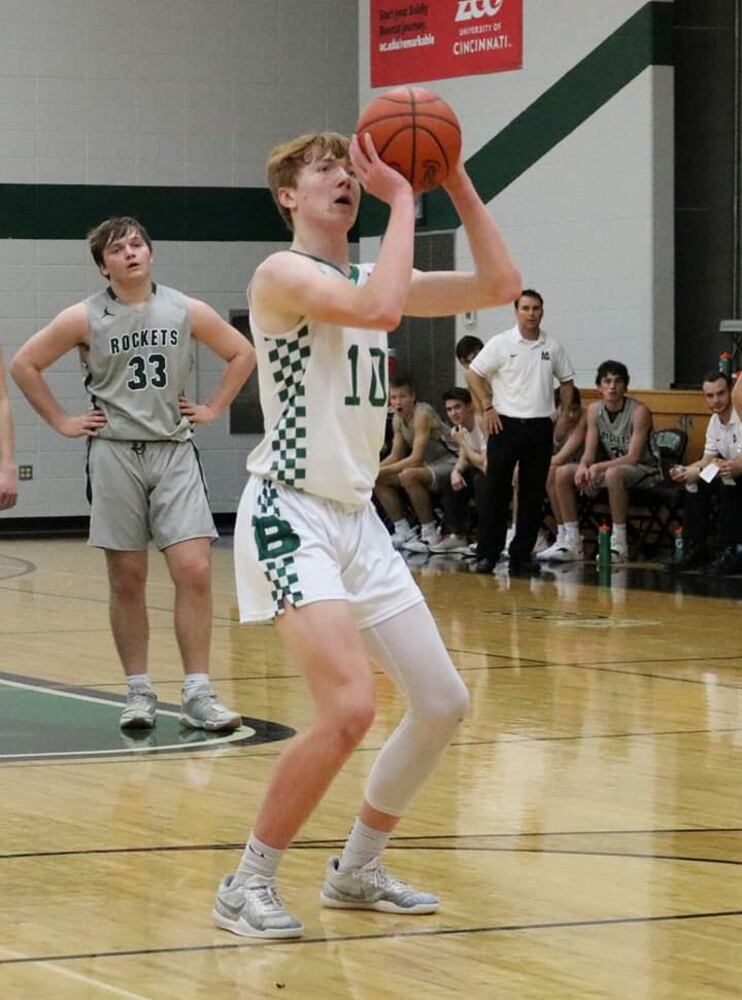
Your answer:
[466,288,575,573]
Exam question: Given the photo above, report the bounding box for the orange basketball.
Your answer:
[356,87,461,194]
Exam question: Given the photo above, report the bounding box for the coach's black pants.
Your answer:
[478,415,552,565]
[684,476,742,552]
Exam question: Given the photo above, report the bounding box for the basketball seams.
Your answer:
[356,85,461,193]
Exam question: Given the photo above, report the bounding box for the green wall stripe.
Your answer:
[360,0,673,236]
[0,184,288,242]
[0,2,671,244]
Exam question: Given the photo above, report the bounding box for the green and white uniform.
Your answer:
[83,284,216,550]
[235,257,422,624]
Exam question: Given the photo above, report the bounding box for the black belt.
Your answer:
[500,414,551,423]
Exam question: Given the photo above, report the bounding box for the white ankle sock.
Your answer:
[234,832,284,885]
[338,818,391,872]
[612,524,627,548]
[564,522,580,544]
[126,673,151,690]
[183,673,210,695]
[556,524,567,543]
[393,519,411,534]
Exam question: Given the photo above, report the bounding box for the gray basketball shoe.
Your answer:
[119,684,157,729]
[212,873,304,939]
[180,686,241,732]
[320,856,440,913]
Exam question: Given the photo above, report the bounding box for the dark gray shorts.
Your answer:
[86,438,217,551]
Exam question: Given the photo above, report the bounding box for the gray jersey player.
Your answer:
[11,217,255,732]
[545,359,660,564]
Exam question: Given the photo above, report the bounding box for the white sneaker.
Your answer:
[320,856,439,914]
[404,527,441,553]
[391,525,418,549]
[536,539,567,562]
[533,529,551,554]
[545,540,584,562]
[120,684,157,729]
[213,873,303,939]
[428,533,469,554]
[610,546,628,565]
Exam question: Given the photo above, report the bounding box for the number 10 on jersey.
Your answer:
[344,345,387,407]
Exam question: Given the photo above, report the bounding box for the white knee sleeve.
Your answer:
[361,602,469,816]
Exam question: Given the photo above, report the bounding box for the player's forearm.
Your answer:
[445,169,521,306]
[10,363,68,431]
[359,192,416,328]
[0,397,15,467]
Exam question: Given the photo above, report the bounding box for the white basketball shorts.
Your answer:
[234,475,423,627]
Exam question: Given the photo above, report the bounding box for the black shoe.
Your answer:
[472,558,496,574]
[705,546,742,576]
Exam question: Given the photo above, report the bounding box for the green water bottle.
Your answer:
[673,527,684,564]
[597,523,612,564]
[719,352,733,377]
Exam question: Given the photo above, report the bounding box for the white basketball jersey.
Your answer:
[246,258,388,508]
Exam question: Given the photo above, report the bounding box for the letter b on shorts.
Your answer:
[252,515,300,560]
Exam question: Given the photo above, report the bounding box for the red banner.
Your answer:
[370,0,523,87]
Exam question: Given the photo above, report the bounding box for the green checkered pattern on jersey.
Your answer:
[256,479,304,613]
[267,325,310,485]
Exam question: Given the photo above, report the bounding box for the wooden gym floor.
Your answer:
[0,537,740,999]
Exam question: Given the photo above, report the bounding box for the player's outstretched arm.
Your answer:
[0,348,18,509]
[180,300,256,424]
[404,161,521,318]
[10,304,106,438]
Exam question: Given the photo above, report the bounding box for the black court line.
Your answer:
[1,909,740,965]
[3,836,740,865]
[0,583,239,625]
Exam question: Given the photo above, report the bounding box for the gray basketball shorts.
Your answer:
[234,475,424,627]
[590,463,663,491]
[426,453,457,490]
[86,438,218,551]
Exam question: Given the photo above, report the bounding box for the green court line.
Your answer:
[0,3,671,243]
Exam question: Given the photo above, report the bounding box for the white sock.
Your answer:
[393,518,411,534]
[338,818,391,872]
[183,672,210,695]
[556,524,567,543]
[420,521,438,539]
[612,524,627,549]
[234,832,284,885]
[126,673,151,690]
[564,521,580,544]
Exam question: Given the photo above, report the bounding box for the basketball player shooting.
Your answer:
[213,105,521,938]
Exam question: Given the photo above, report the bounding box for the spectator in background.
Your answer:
[0,348,18,510]
[547,360,660,564]
[466,289,575,574]
[537,386,587,560]
[669,371,742,574]
[455,335,483,371]
[430,387,486,554]
[374,374,456,551]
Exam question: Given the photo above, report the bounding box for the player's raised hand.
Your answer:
[350,132,412,205]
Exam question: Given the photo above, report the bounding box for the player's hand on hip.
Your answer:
[483,408,502,435]
[56,410,107,437]
[179,395,217,424]
[350,132,413,205]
